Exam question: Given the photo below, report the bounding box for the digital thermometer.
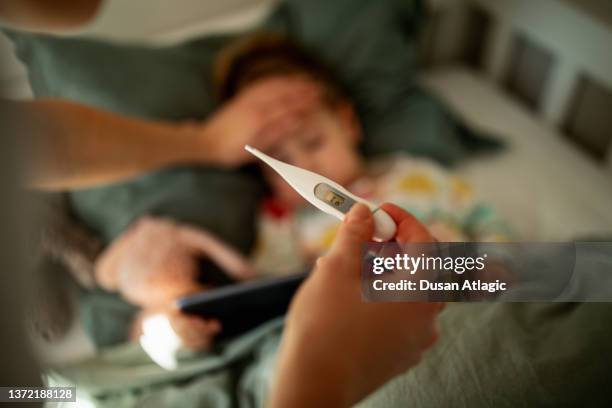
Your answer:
[245,145,397,241]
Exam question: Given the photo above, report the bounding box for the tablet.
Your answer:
[177,272,308,339]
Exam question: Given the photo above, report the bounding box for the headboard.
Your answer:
[424,0,612,170]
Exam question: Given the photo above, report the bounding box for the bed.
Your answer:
[421,67,612,241]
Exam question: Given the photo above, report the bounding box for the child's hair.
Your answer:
[213,32,348,106]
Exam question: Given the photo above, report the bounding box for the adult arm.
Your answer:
[5,98,210,189]
[2,76,318,190]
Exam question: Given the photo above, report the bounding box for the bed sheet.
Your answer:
[421,67,612,241]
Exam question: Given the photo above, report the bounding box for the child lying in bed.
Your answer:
[212,34,513,275]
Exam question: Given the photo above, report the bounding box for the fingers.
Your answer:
[251,79,320,150]
[178,225,256,281]
[167,312,221,352]
[147,279,208,304]
[94,246,120,290]
[259,85,318,115]
[318,204,374,275]
[212,75,321,167]
[380,203,435,243]
[258,89,318,121]
[330,203,374,255]
[251,76,320,131]
[247,76,320,107]
[253,113,304,153]
[379,203,421,226]
[95,215,172,290]
[95,236,131,290]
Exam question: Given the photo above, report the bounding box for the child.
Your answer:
[213,33,513,275]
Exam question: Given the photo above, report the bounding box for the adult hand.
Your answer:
[95,216,255,307]
[269,203,442,408]
[199,75,320,167]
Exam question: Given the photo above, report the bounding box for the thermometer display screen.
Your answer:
[314,183,356,213]
[324,191,345,207]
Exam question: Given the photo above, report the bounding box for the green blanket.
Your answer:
[49,319,285,408]
[49,303,612,407]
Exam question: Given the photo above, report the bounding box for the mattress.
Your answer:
[421,67,612,241]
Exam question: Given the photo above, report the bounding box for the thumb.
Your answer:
[327,203,374,268]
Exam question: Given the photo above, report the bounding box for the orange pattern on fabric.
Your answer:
[399,173,437,195]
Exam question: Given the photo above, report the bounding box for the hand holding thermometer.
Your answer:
[245,145,397,241]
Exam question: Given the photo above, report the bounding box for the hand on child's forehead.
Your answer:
[263,112,316,157]
[247,74,323,102]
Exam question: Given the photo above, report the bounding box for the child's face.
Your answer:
[262,105,363,209]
